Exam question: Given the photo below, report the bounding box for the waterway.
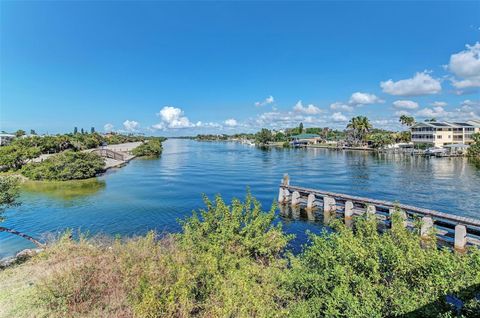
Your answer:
[1,139,479,259]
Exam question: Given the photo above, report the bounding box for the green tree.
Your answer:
[467,132,480,158]
[0,144,41,170]
[299,122,304,134]
[255,128,273,145]
[80,128,85,134]
[15,129,26,138]
[346,116,372,145]
[30,129,37,135]
[425,118,437,122]
[90,127,95,133]
[399,115,415,127]
[74,127,78,134]
[369,132,394,149]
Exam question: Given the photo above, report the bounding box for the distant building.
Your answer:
[0,134,15,146]
[290,133,322,145]
[411,120,480,147]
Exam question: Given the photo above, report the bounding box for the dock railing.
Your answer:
[92,148,125,161]
[278,174,480,251]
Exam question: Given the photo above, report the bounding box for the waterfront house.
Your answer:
[290,133,322,145]
[0,133,15,146]
[411,120,480,147]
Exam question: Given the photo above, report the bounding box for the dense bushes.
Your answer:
[0,133,158,172]
[131,139,163,157]
[21,151,105,181]
[468,133,480,158]
[0,144,41,170]
[1,194,479,317]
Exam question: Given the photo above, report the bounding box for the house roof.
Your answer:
[0,134,15,137]
[412,121,480,129]
[291,133,321,139]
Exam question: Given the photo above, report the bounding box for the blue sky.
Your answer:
[1,1,479,136]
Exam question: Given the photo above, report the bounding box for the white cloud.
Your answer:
[224,118,238,127]
[153,106,195,130]
[349,92,384,105]
[380,71,442,96]
[431,101,447,107]
[123,120,139,132]
[255,95,275,107]
[330,102,353,112]
[416,107,449,118]
[447,42,480,90]
[415,100,480,120]
[103,123,114,132]
[330,112,347,122]
[293,100,322,114]
[392,100,419,110]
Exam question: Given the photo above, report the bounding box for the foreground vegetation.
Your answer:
[1,191,479,317]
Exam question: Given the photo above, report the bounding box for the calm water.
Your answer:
[1,139,479,259]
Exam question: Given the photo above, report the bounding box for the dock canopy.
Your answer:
[290,133,321,139]
[443,143,469,148]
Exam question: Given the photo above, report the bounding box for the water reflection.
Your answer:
[22,179,106,201]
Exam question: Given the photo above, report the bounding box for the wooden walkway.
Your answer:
[278,174,480,250]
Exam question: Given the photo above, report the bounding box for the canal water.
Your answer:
[1,139,479,259]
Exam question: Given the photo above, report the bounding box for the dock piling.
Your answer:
[421,217,434,238]
[307,193,316,209]
[323,196,336,214]
[344,201,354,219]
[454,225,467,251]
[291,191,301,207]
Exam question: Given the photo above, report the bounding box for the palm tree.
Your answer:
[346,116,372,145]
[399,115,415,127]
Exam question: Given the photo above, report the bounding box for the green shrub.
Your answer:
[21,151,105,181]
[131,139,163,157]
[288,216,480,317]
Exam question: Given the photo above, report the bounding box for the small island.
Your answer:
[0,129,166,181]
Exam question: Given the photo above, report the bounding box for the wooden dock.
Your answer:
[278,174,480,250]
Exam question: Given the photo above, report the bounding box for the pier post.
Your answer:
[454,225,467,251]
[283,189,291,202]
[366,204,376,219]
[323,196,336,214]
[291,191,301,207]
[420,217,434,238]
[344,201,354,219]
[278,188,285,203]
[307,193,316,209]
[389,208,407,228]
[282,174,290,186]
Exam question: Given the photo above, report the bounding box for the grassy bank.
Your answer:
[1,193,479,318]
